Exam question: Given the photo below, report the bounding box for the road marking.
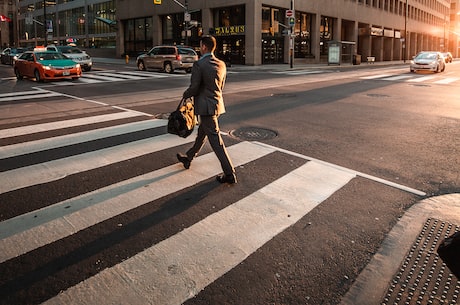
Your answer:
[0,119,163,158]
[407,75,436,82]
[433,77,459,84]
[0,141,276,262]
[381,75,413,81]
[0,89,62,102]
[360,74,391,79]
[0,111,145,139]
[40,161,355,305]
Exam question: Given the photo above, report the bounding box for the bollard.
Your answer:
[125,54,129,64]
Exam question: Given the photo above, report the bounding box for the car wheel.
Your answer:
[137,61,146,71]
[34,69,43,82]
[14,67,23,80]
[186,68,192,73]
[441,64,445,72]
[164,62,174,74]
[83,67,91,72]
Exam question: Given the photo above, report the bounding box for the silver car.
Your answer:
[46,45,93,71]
[410,51,445,73]
[136,46,198,73]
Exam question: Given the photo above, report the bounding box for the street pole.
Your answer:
[43,0,47,45]
[290,0,294,69]
[403,0,407,63]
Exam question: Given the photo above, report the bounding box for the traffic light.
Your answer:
[154,0,161,4]
[289,17,295,26]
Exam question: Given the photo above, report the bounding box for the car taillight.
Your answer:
[176,55,181,60]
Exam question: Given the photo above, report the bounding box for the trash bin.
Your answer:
[353,54,361,65]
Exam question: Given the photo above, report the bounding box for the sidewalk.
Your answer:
[92,56,409,73]
[341,194,460,305]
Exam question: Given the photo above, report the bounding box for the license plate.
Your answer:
[63,70,70,76]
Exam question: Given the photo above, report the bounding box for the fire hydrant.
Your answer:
[125,54,129,64]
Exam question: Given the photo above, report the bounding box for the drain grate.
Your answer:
[229,127,277,141]
[382,218,460,305]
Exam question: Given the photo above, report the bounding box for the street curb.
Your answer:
[340,193,460,305]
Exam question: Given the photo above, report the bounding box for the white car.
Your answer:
[46,45,93,71]
[410,51,445,73]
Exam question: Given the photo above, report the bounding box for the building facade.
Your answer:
[16,0,116,49]
[115,0,453,65]
[11,0,457,63]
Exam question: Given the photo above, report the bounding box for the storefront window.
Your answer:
[261,5,285,64]
[124,17,153,56]
[294,12,312,58]
[320,16,334,55]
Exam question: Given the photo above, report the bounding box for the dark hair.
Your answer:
[200,35,216,52]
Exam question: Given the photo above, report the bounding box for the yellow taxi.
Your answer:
[13,50,82,82]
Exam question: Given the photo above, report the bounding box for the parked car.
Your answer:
[45,45,92,71]
[1,47,26,65]
[410,51,446,73]
[14,51,82,82]
[136,46,198,73]
[441,52,453,63]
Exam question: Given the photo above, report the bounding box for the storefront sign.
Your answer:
[371,27,383,36]
[384,29,394,37]
[213,25,245,36]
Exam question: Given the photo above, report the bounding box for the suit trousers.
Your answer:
[186,115,234,176]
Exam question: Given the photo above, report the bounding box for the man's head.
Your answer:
[200,35,216,54]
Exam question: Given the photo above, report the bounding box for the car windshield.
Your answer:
[178,48,196,55]
[59,47,83,54]
[36,52,68,61]
[416,53,437,60]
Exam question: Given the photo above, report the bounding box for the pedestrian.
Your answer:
[176,35,237,184]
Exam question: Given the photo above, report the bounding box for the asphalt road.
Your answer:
[0,60,459,305]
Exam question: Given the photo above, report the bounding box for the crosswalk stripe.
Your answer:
[360,74,391,79]
[118,71,169,78]
[0,141,276,263]
[381,75,413,81]
[95,72,146,80]
[0,90,62,102]
[0,119,162,158]
[433,77,459,84]
[407,75,436,82]
[41,161,355,305]
[0,122,194,194]
[0,111,144,139]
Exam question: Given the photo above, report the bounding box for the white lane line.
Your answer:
[382,75,413,81]
[0,119,164,158]
[41,161,354,305]
[253,141,426,196]
[0,90,62,102]
[360,74,391,79]
[407,75,436,82]
[433,77,459,84]
[0,111,145,139]
[0,129,196,194]
[0,141,276,262]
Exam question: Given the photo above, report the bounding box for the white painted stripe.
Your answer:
[272,70,323,75]
[0,141,276,262]
[0,111,144,139]
[77,77,104,83]
[360,74,391,79]
[0,91,62,102]
[80,74,125,82]
[253,141,426,196]
[41,161,354,305]
[118,71,168,78]
[0,129,195,194]
[0,119,164,158]
[382,75,413,81]
[407,75,436,82]
[96,72,146,80]
[433,77,459,84]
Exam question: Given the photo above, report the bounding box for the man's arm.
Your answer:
[183,61,202,99]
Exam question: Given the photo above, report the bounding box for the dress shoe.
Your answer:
[216,173,237,184]
[176,153,191,169]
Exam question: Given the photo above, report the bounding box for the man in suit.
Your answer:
[176,35,237,184]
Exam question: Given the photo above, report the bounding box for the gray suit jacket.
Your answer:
[183,53,226,116]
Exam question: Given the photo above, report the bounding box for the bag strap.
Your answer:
[176,97,193,110]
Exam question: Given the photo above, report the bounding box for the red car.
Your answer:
[13,51,82,82]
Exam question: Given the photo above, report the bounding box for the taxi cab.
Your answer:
[13,50,82,82]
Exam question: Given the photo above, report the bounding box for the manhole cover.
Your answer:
[382,218,460,305]
[229,127,277,141]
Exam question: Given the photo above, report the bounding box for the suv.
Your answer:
[136,46,198,73]
[46,45,92,71]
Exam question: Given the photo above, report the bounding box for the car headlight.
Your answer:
[76,63,81,68]
[44,65,51,70]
